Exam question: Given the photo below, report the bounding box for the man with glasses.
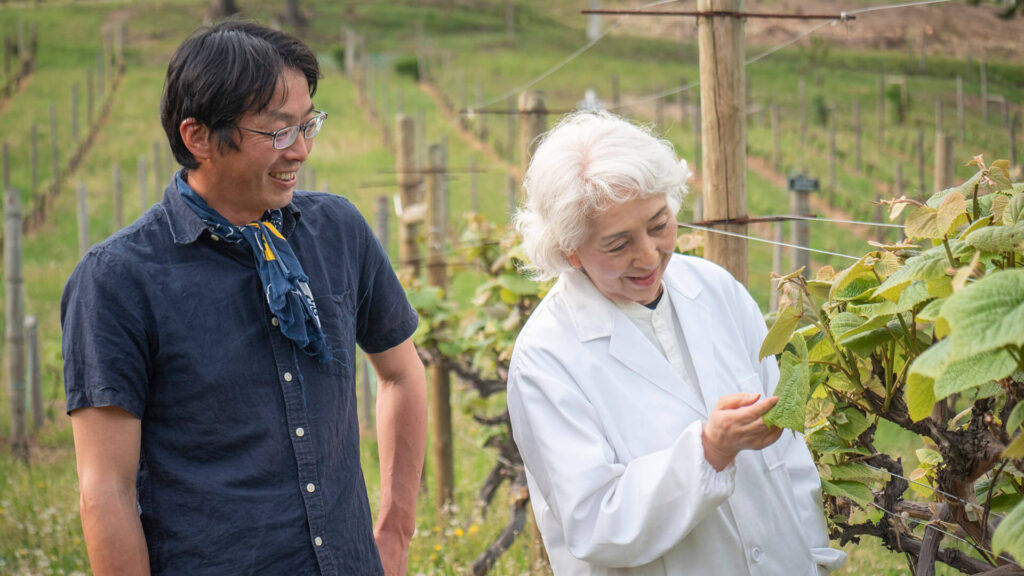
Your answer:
[61,21,426,576]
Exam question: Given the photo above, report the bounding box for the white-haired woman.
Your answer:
[507,111,845,576]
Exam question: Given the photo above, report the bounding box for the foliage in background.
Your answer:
[761,156,1024,573]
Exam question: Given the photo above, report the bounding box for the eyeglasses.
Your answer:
[236,110,328,150]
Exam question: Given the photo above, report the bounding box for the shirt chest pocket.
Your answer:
[314,291,354,376]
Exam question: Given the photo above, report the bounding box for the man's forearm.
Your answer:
[80,491,150,576]
[374,372,427,574]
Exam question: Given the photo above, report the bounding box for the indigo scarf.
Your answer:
[176,173,332,362]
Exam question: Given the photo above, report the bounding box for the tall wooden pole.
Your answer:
[26,316,43,431]
[425,143,453,512]
[77,182,90,257]
[518,91,547,179]
[934,132,954,192]
[698,0,747,285]
[5,183,29,462]
[396,115,421,278]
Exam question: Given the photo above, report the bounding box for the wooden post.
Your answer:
[505,0,515,39]
[770,103,781,173]
[956,76,964,144]
[698,0,747,285]
[424,143,453,512]
[980,62,988,123]
[770,221,783,313]
[5,183,29,462]
[113,162,123,230]
[26,316,43,431]
[72,85,80,144]
[396,115,421,278]
[935,131,954,192]
[936,99,944,134]
[853,100,862,173]
[790,187,810,276]
[138,156,148,213]
[917,129,926,198]
[692,101,701,171]
[3,37,10,80]
[519,91,547,177]
[49,104,59,189]
[587,0,602,41]
[77,182,89,257]
[416,108,426,172]
[344,27,357,79]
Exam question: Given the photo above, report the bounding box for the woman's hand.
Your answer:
[701,393,783,471]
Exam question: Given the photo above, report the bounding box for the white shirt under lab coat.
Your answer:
[507,255,846,576]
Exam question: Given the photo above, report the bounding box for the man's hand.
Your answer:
[701,393,783,471]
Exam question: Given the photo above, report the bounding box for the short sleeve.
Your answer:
[352,218,418,354]
[61,249,152,419]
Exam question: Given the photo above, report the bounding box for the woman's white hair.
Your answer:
[515,110,690,280]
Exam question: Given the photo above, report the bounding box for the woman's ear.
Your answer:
[180,118,212,162]
[567,251,582,269]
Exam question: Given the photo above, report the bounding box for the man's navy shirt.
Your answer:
[61,175,418,575]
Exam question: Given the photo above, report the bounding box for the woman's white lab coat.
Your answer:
[507,254,846,576]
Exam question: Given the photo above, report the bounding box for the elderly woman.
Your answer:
[507,111,846,575]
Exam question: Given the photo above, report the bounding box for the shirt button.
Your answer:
[295,427,305,437]
[210,234,220,242]
[751,546,763,563]
[283,372,293,382]
[314,536,323,547]
[271,317,279,327]
[306,483,316,493]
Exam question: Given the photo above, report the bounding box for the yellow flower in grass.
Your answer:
[433,544,442,552]
[468,524,480,535]
[454,528,464,538]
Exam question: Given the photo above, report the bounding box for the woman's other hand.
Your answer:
[701,393,783,471]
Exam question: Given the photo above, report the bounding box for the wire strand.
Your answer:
[847,0,950,16]
[856,461,1007,521]
[780,214,905,228]
[677,221,861,260]
[870,500,1020,567]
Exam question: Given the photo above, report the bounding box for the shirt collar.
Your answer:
[160,170,302,245]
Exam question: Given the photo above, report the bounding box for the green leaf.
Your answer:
[939,269,1024,359]
[835,407,871,441]
[992,498,1024,561]
[839,316,909,357]
[1007,402,1024,434]
[830,256,881,302]
[821,479,875,510]
[806,279,832,302]
[808,429,871,456]
[964,224,1024,254]
[927,171,983,208]
[1005,193,1024,226]
[873,244,956,302]
[827,462,891,484]
[933,348,1018,401]
[762,349,809,432]
[829,312,866,340]
[917,297,947,322]
[906,339,949,421]
[1005,433,1024,459]
[848,281,932,318]
[760,305,801,360]
[905,192,967,240]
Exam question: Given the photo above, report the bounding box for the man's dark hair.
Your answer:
[161,20,321,169]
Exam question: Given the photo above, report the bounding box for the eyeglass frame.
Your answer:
[235,110,328,150]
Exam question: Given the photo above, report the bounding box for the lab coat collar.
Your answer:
[560,265,710,416]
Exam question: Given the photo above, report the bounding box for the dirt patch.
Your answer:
[594,0,1024,62]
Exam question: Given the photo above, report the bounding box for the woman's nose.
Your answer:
[633,235,659,269]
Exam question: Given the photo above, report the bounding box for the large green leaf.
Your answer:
[827,462,891,485]
[938,269,1024,359]
[835,407,871,441]
[839,316,909,357]
[927,171,983,208]
[829,312,866,340]
[760,305,801,360]
[1008,402,1024,434]
[873,243,960,302]
[1005,433,1024,459]
[906,339,949,422]
[1006,192,1024,226]
[763,349,809,432]
[808,429,871,456]
[830,256,881,302]
[905,192,967,240]
[821,478,875,509]
[964,223,1024,254]
[933,348,1018,400]
[992,499,1024,561]
[848,281,931,317]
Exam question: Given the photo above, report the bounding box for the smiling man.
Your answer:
[61,21,426,576]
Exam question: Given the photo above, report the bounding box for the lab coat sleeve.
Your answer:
[508,348,735,568]
[737,281,847,575]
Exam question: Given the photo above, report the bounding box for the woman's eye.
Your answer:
[609,243,628,253]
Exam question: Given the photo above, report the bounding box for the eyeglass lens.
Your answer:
[274,113,325,150]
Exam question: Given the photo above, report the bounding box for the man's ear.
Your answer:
[180,118,212,162]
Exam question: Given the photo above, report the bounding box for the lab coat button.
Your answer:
[751,546,763,563]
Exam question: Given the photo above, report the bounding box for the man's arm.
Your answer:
[71,406,150,576]
[367,337,427,576]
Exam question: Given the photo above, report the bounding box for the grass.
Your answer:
[2,0,1022,573]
